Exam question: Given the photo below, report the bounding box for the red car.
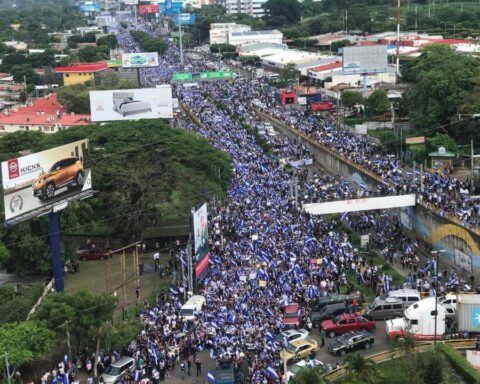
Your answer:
[283,303,300,326]
[78,248,111,261]
[321,313,376,338]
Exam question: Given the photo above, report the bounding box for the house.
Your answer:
[0,94,90,134]
[54,62,108,86]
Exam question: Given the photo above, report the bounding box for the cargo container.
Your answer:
[456,294,480,333]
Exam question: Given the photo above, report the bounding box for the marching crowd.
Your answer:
[39,17,478,384]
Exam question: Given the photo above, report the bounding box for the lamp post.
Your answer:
[440,21,447,34]
[432,249,446,346]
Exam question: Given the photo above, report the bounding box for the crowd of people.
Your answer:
[36,16,477,384]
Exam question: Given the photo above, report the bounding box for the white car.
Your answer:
[275,329,309,350]
[286,359,323,382]
[439,294,457,311]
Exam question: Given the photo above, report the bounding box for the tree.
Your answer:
[0,321,55,379]
[263,0,302,27]
[343,353,380,384]
[366,89,390,116]
[278,63,298,87]
[291,366,325,384]
[341,90,363,109]
[423,351,443,384]
[10,64,37,84]
[97,34,117,49]
[425,132,457,154]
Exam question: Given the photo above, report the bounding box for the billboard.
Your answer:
[198,71,234,80]
[124,0,138,4]
[173,13,196,25]
[138,4,159,13]
[160,0,183,14]
[303,194,416,215]
[122,52,159,68]
[89,86,173,121]
[2,140,93,224]
[405,136,426,145]
[343,45,388,75]
[193,203,209,278]
[172,72,193,81]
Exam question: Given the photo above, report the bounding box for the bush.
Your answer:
[436,343,480,383]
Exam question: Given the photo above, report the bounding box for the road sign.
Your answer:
[172,73,193,81]
[198,71,234,80]
[173,13,195,25]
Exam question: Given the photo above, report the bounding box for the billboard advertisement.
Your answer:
[89,86,173,121]
[173,13,196,25]
[122,52,159,68]
[160,0,183,14]
[193,203,209,278]
[2,140,93,224]
[124,0,138,4]
[138,4,159,13]
[303,194,416,215]
[343,45,388,74]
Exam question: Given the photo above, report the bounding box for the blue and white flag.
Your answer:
[169,286,179,295]
[134,369,141,382]
[266,366,279,380]
[63,354,69,365]
[207,372,216,382]
[265,330,275,341]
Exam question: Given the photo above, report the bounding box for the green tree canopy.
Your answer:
[366,89,390,116]
[263,0,301,27]
[0,321,55,378]
[341,90,363,109]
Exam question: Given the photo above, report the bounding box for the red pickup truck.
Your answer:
[77,248,111,261]
[283,303,300,327]
[321,313,376,338]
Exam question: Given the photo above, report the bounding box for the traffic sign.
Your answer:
[172,73,193,81]
[198,71,234,80]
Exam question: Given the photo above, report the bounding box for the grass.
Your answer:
[64,249,173,319]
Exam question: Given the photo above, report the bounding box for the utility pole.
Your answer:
[187,240,193,294]
[420,164,424,193]
[178,11,184,66]
[65,321,72,359]
[471,139,475,192]
[4,352,9,384]
[415,5,418,30]
[294,177,298,207]
[396,0,401,82]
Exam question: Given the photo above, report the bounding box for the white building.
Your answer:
[209,23,252,45]
[223,0,267,18]
[261,50,331,75]
[228,30,283,46]
[237,42,288,57]
[4,41,27,51]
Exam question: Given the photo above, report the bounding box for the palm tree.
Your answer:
[291,366,325,384]
[343,353,380,384]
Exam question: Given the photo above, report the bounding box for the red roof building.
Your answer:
[54,62,108,86]
[0,93,90,134]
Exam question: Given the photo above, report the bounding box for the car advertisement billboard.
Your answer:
[193,203,209,278]
[173,13,196,25]
[122,52,159,68]
[89,86,173,121]
[2,140,93,224]
[343,45,388,75]
[138,4,159,13]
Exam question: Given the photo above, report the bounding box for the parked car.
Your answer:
[274,329,309,351]
[321,313,376,338]
[100,357,135,384]
[311,303,346,327]
[78,248,111,261]
[283,303,300,327]
[312,294,355,311]
[328,331,375,356]
[364,297,404,320]
[279,338,318,364]
[33,157,84,199]
[285,359,323,382]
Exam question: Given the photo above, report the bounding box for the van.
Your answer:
[376,289,420,307]
[364,297,404,320]
[101,357,135,384]
[180,295,206,321]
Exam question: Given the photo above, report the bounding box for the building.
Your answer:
[54,62,109,86]
[237,42,288,58]
[209,23,252,45]
[228,30,283,47]
[261,50,333,75]
[4,41,28,51]
[0,94,90,134]
[222,0,267,18]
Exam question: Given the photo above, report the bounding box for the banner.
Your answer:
[2,140,93,224]
[303,194,416,215]
[90,86,173,121]
[454,249,472,273]
[122,52,159,68]
[199,71,234,80]
[193,203,209,277]
[138,4,159,13]
[173,13,196,25]
[172,73,193,81]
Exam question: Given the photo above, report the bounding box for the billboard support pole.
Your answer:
[178,11,184,66]
[48,212,64,292]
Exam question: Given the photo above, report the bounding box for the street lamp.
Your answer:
[431,249,446,346]
[440,21,447,34]
[448,22,457,36]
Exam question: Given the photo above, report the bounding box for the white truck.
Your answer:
[456,294,480,335]
[180,295,206,321]
[386,297,446,341]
